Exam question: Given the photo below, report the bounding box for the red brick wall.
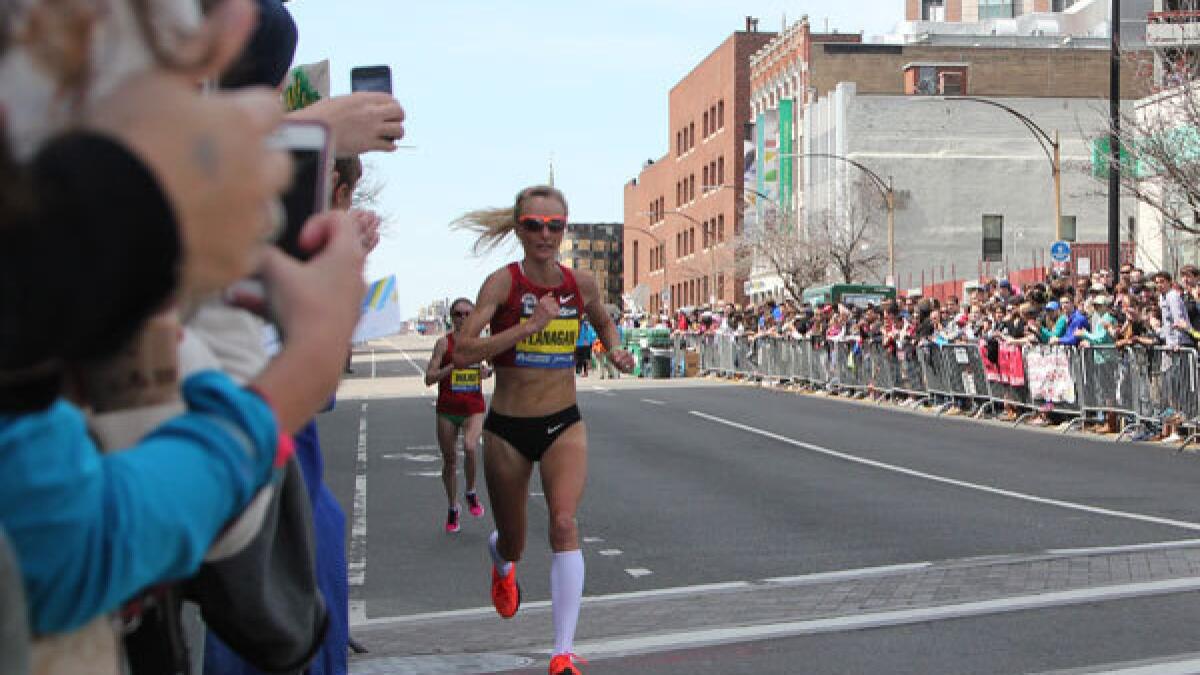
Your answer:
[625,30,776,311]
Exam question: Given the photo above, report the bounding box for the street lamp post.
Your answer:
[939,96,1064,242]
[776,153,897,285]
[629,218,668,313]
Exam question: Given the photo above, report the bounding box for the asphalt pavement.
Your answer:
[316,335,1200,674]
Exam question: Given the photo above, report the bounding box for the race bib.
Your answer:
[516,317,579,368]
[450,368,482,393]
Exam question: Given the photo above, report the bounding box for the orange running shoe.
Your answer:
[490,564,521,618]
[548,653,586,675]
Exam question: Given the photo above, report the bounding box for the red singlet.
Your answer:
[490,262,585,369]
[436,334,486,416]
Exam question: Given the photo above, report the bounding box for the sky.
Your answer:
[285,0,901,318]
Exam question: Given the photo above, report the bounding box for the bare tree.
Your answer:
[1104,23,1200,236]
[734,223,829,301]
[815,181,888,283]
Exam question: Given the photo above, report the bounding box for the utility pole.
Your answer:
[1108,0,1122,271]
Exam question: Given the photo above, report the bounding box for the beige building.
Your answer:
[560,222,624,307]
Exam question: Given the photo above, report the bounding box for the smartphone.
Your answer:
[267,121,333,260]
[351,65,392,94]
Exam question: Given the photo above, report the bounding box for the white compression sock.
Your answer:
[551,550,585,656]
[488,531,512,576]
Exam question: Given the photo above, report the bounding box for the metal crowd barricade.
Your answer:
[1136,347,1199,435]
[918,344,956,412]
[890,341,927,404]
[1017,344,1085,430]
[1077,346,1137,427]
[864,341,895,399]
[936,343,990,413]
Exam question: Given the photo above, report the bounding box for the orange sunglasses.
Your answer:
[518,214,568,233]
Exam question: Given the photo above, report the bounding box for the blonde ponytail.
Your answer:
[451,185,568,257]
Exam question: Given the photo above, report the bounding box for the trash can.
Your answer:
[646,348,673,379]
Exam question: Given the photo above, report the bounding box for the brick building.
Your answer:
[559,222,623,307]
[623,19,776,314]
[741,8,1154,299]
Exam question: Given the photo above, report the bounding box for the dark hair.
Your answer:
[1154,271,1173,282]
[334,157,363,192]
[218,0,299,89]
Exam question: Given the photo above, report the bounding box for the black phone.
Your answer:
[351,65,392,94]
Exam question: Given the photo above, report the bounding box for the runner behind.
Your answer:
[424,298,490,533]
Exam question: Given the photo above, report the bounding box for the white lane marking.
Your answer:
[1047,539,1200,557]
[530,491,544,498]
[583,536,605,544]
[625,568,654,578]
[764,562,932,586]
[691,411,1200,533]
[348,403,369,587]
[568,576,1200,659]
[1037,653,1200,675]
[348,600,367,625]
[598,549,623,557]
[370,349,376,379]
[406,444,438,451]
[381,452,440,462]
[351,581,749,627]
[1092,660,1200,675]
[406,471,442,478]
[641,398,666,406]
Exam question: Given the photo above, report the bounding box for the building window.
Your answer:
[982,214,1004,262]
[718,100,725,129]
[922,0,945,20]
[703,111,709,138]
[718,213,725,242]
[977,0,1013,19]
[702,165,709,192]
[1060,215,1077,243]
[718,274,725,300]
[676,182,681,207]
[689,174,696,201]
[676,131,682,157]
[689,227,696,254]
[717,156,725,184]
[633,241,639,285]
[689,122,695,150]
[710,105,717,135]
[676,233,682,258]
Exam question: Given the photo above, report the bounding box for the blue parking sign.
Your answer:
[1050,240,1071,263]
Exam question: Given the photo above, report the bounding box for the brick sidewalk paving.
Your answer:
[349,543,1200,668]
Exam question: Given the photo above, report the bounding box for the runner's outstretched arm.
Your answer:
[577,271,635,373]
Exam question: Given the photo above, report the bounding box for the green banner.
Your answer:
[779,99,794,231]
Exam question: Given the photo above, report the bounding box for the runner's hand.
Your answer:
[527,294,560,334]
[610,349,635,374]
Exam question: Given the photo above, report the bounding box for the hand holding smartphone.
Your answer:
[351,65,392,94]
[266,120,333,260]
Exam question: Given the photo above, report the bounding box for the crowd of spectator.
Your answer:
[657,264,1200,354]
[1,1,402,673]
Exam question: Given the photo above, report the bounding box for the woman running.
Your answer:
[452,185,634,675]
[425,298,490,533]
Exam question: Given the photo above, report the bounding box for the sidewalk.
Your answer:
[347,541,1200,673]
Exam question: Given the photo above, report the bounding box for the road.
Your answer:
[318,334,1200,674]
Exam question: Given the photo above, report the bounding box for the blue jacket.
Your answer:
[0,371,278,635]
[577,322,597,348]
[1057,310,1091,346]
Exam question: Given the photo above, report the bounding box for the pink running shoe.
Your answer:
[465,492,485,518]
[445,506,460,533]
